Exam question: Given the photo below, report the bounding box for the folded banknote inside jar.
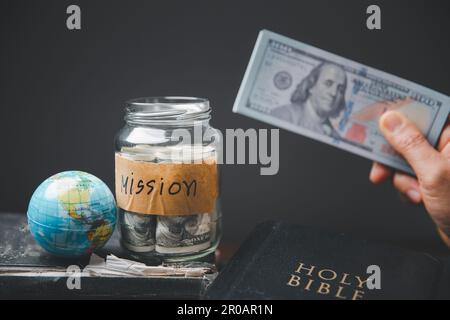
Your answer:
[116,144,219,256]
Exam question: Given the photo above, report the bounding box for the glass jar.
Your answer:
[114,97,222,263]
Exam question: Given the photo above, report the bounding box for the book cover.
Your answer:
[205,221,450,300]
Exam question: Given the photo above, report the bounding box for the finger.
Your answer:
[437,122,450,152]
[369,162,393,184]
[442,142,450,160]
[438,228,450,248]
[392,173,422,204]
[379,111,441,178]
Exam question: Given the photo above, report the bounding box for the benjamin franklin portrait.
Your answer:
[271,62,348,138]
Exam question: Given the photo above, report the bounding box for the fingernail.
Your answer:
[381,112,403,132]
[406,189,421,203]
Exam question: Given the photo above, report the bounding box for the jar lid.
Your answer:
[124,96,211,125]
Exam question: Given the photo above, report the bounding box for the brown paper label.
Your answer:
[115,153,218,215]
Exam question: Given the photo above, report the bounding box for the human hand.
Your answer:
[369,111,450,247]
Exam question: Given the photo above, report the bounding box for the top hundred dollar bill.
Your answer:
[233,30,450,174]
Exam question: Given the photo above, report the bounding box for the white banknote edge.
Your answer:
[233,29,450,174]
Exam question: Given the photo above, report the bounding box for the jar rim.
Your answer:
[125,96,211,125]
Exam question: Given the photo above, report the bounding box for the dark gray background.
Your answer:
[1,0,449,254]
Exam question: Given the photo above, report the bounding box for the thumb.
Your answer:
[379,110,440,176]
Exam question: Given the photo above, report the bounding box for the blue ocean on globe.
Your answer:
[27,171,117,257]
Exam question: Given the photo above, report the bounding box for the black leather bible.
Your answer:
[205,221,450,300]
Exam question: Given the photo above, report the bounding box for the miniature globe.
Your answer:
[27,171,117,257]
